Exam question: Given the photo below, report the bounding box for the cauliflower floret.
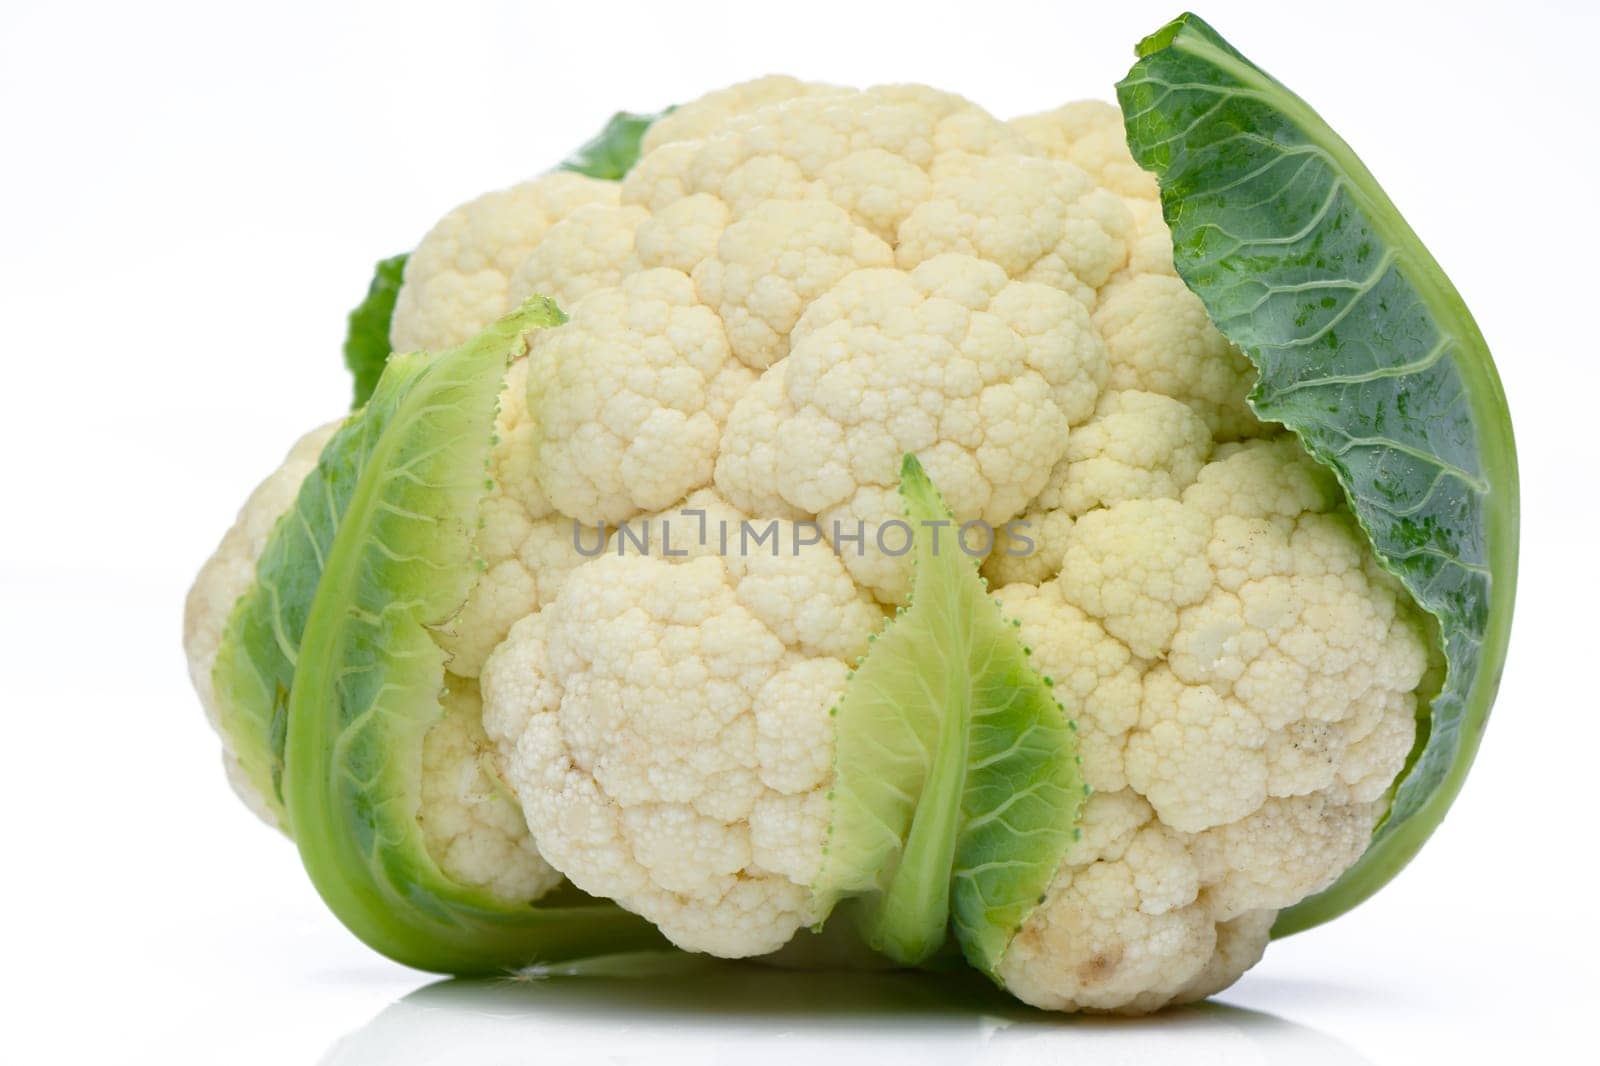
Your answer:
[482,532,881,956]
[1182,434,1341,522]
[1050,440,1424,835]
[623,84,1033,240]
[1094,273,1267,441]
[716,254,1106,600]
[1172,910,1276,1004]
[527,268,755,524]
[1061,498,1215,659]
[639,76,848,154]
[182,421,339,824]
[712,361,806,520]
[635,193,731,274]
[980,506,1074,588]
[601,487,889,658]
[996,791,1219,1014]
[419,677,563,903]
[693,199,894,369]
[986,390,1211,586]
[391,171,620,352]
[1010,100,1159,200]
[996,785,1384,1013]
[1115,196,1179,283]
[1190,794,1386,921]
[897,154,1134,308]
[507,202,648,312]
[1051,390,1212,515]
[1119,441,1427,833]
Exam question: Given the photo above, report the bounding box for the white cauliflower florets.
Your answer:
[391,171,621,353]
[419,678,562,904]
[638,75,850,155]
[481,502,882,956]
[897,153,1134,308]
[1094,273,1267,441]
[716,253,1107,601]
[993,438,1426,1011]
[1010,100,1160,200]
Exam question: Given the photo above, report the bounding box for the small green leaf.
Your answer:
[558,109,668,180]
[342,253,409,409]
[1118,13,1519,935]
[817,455,1085,976]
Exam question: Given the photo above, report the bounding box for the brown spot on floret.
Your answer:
[1077,947,1123,985]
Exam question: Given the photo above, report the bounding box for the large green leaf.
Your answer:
[1117,13,1518,935]
[817,455,1086,976]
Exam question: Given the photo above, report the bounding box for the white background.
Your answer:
[2,0,1595,1062]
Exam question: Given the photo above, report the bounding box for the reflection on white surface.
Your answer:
[322,962,1372,1065]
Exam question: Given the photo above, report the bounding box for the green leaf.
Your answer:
[558,109,667,180]
[816,455,1086,975]
[278,298,667,972]
[343,253,409,409]
[212,299,664,970]
[1117,13,1519,935]
[209,283,456,824]
[210,430,359,822]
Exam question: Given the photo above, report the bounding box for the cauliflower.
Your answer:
[183,13,1517,1017]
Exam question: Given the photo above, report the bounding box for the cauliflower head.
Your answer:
[379,77,1433,1010]
[184,46,1505,1014]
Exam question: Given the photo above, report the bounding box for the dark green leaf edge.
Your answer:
[558,109,671,180]
[343,253,409,409]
